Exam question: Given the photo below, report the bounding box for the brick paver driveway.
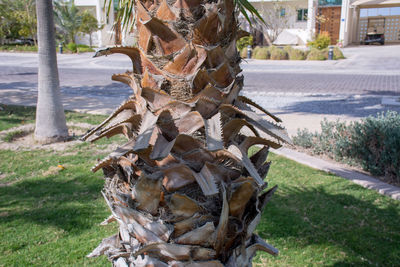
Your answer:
[242,44,400,96]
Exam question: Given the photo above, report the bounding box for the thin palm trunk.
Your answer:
[35,0,68,143]
[84,0,290,266]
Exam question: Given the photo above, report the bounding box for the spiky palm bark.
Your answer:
[83,0,290,266]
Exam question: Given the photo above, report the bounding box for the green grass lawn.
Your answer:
[0,105,399,266]
[253,154,400,266]
[0,104,108,132]
[0,44,95,53]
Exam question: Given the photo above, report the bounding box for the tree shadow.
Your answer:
[0,104,36,127]
[9,72,37,76]
[60,83,131,98]
[365,90,400,96]
[0,173,106,235]
[275,95,400,117]
[258,183,400,266]
[0,81,36,90]
[0,80,132,113]
[0,80,131,98]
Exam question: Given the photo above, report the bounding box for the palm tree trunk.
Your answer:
[84,0,291,266]
[34,0,68,144]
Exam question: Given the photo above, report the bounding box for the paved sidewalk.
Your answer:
[272,147,400,201]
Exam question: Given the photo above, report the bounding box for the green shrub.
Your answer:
[252,46,270,60]
[333,47,345,59]
[76,44,90,48]
[348,111,400,182]
[77,47,95,53]
[321,47,345,60]
[314,119,353,159]
[240,47,248,58]
[306,48,328,60]
[236,35,253,51]
[294,119,352,160]
[270,47,288,60]
[66,42,77,53]
[0,45,38,52]
[308,33,331,50]
[285,47,306,60]
[251,46,261,57]
[293,112,400,184]
[293,129,314,148]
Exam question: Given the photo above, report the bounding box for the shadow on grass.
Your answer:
[259,184,400,265]
[0,104,107,130]
[0,104,36,130]
[0,173,105,234]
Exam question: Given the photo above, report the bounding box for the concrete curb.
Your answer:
[272,147,400,201]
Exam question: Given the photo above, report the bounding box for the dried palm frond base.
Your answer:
[83,0,290,265]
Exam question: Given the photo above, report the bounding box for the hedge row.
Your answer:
[293,111,400,184]
[244,46,344,61]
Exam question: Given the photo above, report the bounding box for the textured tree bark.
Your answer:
[35,0,68,144]
[84,0,291,266]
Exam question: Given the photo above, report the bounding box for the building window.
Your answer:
[297,9,308,21]
[360,7,400,17]
[280,8,286,17]
[318,0,342,6]
[113,0,119,9]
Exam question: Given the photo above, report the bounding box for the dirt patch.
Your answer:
[0,123,95,151]
[42,165,67,177]
[0,211,9,217]
[0,181,17,187]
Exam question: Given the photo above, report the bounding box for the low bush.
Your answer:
[251,46,260,57]
[306,48,328,60]
[240,47,248,58]
[270,47,288,60]
[293,112,400,184]
[77,44,90,48]
[252,46,270,60]
[320,47,345,60]
[294,119,352,160]
[66,42,77,53]
[292,129,314,148]
[244,45,340,61]
[77,47,95,53]
[333,46,345,59]
[348,111,400,182]
[308,32,331,50]
[285,46,306,60]
[0,45,38,52]
[236,35,253,52]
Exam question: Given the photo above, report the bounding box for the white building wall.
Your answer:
[307,0,317,40]
[339,0,351,45]
[250,0,310,45]
[73,0,136,47]
[74,0,99,5]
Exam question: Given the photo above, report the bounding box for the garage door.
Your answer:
[358,7,400,43]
